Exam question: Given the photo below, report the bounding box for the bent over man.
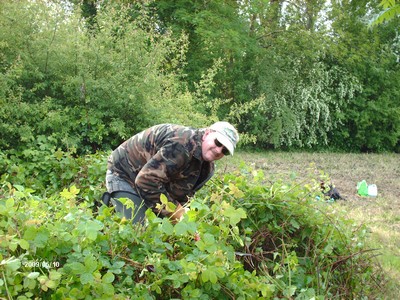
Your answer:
[105,121,239,223]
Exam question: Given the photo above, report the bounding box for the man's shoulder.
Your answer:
[150,124,199,140]
[151,124,203,157]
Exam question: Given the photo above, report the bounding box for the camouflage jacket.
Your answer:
[107,124,214,214]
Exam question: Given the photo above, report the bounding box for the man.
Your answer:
[105,121,239,223]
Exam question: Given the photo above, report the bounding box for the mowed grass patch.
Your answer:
[218,151,400,298]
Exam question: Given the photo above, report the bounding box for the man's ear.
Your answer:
[202,129,211,141]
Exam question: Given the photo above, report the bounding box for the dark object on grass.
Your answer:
[321,182,346,200]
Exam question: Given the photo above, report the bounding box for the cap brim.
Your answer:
[215,133,234,155]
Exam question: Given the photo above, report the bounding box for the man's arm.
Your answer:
[134,142,189,217]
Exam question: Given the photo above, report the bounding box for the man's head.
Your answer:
[202,121,239,162]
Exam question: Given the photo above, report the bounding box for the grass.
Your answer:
[218,150,400,299]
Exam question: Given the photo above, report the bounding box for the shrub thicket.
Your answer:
[0,1,217,154]
[0,149,384,299]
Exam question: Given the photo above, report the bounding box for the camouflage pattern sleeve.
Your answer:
[134,140,190,214]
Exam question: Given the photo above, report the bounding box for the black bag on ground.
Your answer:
[324,184,345,200]
[97,190,149,224]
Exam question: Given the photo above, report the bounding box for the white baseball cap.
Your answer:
[209,121,239,155]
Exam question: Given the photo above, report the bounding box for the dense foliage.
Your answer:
[0,1,219,153]
[0,2,395,297]
[0,0,399,153]
[0,150,384,299]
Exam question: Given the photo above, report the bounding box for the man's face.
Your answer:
[201,130,227,162]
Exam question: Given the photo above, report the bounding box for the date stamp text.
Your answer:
[24,260,61,268]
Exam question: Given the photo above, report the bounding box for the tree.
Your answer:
[0,0,212,153]
[370,0,400,26]
[326,0,400,152]
[232,0,362,148]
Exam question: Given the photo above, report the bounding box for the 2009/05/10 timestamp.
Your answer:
[24,260,61,268]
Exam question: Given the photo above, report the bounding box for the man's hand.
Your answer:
[169,203,185,224]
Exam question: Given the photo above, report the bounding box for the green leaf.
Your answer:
[9,241,18,251]
[60,188,74,200]
[165,273,189,288]
[49,270,62,281]
[45,279,57,289]
[14,185,25,192]
[158,194,176,213]
[1,257,21,272]
[33,229,50,248]
[221,202,247,226]
[160,218,174,235]
[323,244,334,255]
[18,239,30,250]
[54,149,64,160]
[63,213,75,222]
[202,233,215,245]
[229,182,245,198]
[166,201,176,212]
[283,285,297,297]
[195,239,206,251]
[185,221,198,234]
[80,272,94,285]
[69,185,80,195]
[260,284,275,297]
[84,256,98,273]
[102,272,115,284]
[6,198,14,209]
[195,233,218,253]
[290,219,300,229]
[174,221,188,235]
[201,268,218,284]
[160,194,169,205]
[23,226,37,241]
[109,261,125,274]
[69,262,85,274]
[27,272,40,279]
[101,282,115,295]
[77,220,103,241]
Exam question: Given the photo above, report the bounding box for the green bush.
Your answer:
[0,141,107,199]
[216,168,381,298]
[0,1,214,154]
[0,154,384,299]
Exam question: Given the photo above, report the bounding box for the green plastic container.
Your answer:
[357,180,369,196]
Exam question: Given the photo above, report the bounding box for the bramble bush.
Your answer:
[0,150,384,299]
[0,138,107,200]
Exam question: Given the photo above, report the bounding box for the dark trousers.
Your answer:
[104,170,148,224]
